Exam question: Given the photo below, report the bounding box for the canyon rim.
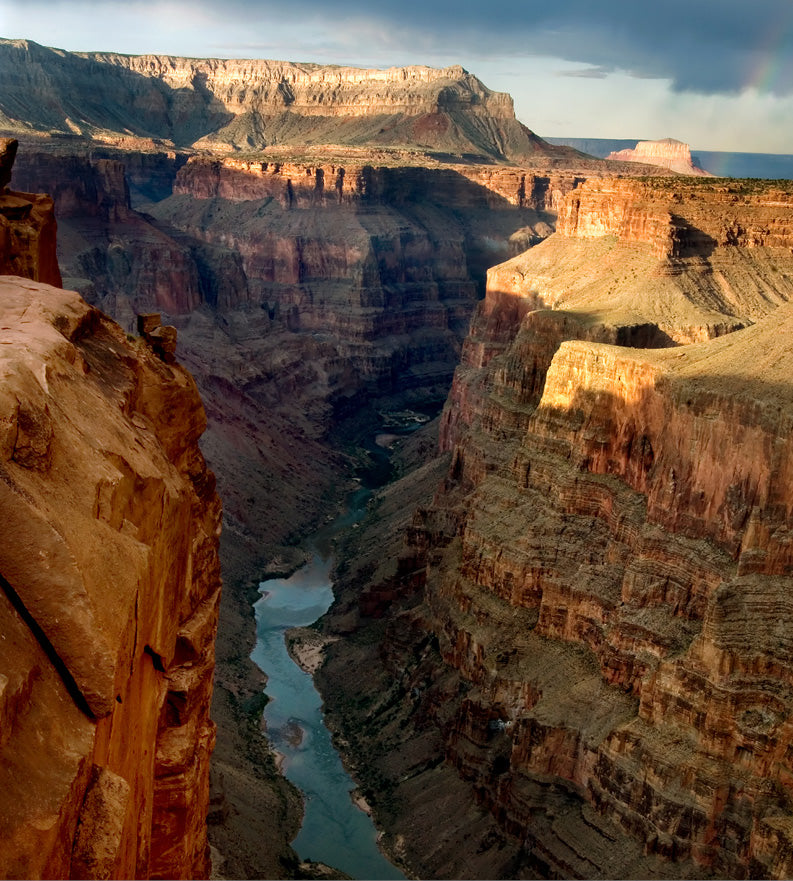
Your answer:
[1,32,793,881]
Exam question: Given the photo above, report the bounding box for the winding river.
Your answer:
[251,492,406,880]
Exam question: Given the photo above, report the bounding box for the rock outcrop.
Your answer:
[0,39,579,163]
[606,139,711,176]
[0,138,61,286]
[0,149,220,879]
[316,176,793,879]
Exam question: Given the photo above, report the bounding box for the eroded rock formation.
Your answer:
[0,39,579,162]
[0,138,61,286]
[0,148,220,879]
[317,176,793,879]
[606,139,711,176]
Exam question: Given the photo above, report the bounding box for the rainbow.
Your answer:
[744,4,793,95]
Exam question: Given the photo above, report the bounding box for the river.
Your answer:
[251,492,406,880]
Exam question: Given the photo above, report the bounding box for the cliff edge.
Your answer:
[0,141,221,879]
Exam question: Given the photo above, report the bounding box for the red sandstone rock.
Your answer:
[0,278,221,879]
[0,137,17,188]
[0,139,62,287]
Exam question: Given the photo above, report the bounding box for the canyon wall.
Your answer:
[0,142,220,879]
[318,176,793,879]
[0,39,579,162]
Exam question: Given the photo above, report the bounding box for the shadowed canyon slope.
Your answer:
[0,39,581,163]
[0,142,221,879]
[316,176,793,879]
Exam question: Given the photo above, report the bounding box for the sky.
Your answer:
[1,0,793,153]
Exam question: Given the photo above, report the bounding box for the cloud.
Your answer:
[558,66,612,80]
[212,0,793,96]
[7,0,793,96]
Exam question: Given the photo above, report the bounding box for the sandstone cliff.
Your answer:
[316,176,793,879]
[0,145,221,879]
[0,138,61,285]
[606,139,711,176]
[0,39,576,162]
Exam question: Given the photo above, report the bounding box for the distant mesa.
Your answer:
[0,38,578,164]
[606,138,713,176]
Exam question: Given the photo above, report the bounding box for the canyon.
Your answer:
[4,42,793,881]
[317,174,793,878]
[3,115,617,876]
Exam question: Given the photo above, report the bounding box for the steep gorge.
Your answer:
[5,136,612,877]
[6,51,788,878]
[316,176,793,879]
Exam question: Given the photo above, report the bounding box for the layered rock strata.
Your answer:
[606,139,711,176]
[0,39,577,162]
[317,177,793,878]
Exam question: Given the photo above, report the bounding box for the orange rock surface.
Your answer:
[0,277,221,880]
[0,145,220,880]
[606,138,712,176]
[0,139,61,287]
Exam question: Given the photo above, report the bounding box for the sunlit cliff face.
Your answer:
[0,140,221,879]
[317,175,793,880]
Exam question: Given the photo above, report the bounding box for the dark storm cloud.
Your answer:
[209,0,793,96]
[17,0,793,95]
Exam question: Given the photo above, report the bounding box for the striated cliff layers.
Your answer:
[0,145,221,879]
[0,39,577,162]
[10,146,583,420]
[606,139,712,176]
[317,177,793,879]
